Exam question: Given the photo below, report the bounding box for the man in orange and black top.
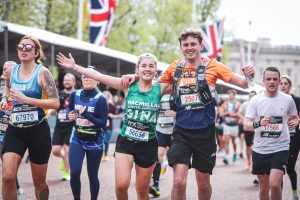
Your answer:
[158,28,255,200]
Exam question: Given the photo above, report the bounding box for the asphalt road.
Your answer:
[0,143,299,200]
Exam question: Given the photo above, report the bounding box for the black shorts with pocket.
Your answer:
[252,150,289,175]
[167,124,217,174]
[3,120,52,164]
[115,134,158,168]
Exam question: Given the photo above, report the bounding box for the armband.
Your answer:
[252,120,261,129]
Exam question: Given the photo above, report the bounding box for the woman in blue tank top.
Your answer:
[67,66,108,200]
[0,35,59,200]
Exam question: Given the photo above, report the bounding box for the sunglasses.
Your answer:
[16,44,36,52]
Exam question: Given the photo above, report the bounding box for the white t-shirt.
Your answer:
[245,91,297,154]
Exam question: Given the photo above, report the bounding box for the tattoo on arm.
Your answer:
[42,69,59,99]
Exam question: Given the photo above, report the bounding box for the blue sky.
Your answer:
[217,0,300,45]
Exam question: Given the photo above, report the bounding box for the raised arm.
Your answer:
[228,65,255,89]
[57,53,126,91]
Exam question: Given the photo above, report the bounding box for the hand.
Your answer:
[201,56,210,62]
[121,74,138,88]
[288,117,300,127]
[56,53,76,70]
[164,110,176,117]
[68,110,76,121]
[260,116,270,126]
[10,90,29,104]
[242,65,255,78]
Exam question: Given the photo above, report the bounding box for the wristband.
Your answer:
[253,120,261,129]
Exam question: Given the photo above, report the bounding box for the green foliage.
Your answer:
[0,0,221,63]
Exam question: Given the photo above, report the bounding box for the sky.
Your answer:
[217,0,300,45]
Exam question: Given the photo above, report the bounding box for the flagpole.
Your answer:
[77,0,84,40]
[247,20,252,64]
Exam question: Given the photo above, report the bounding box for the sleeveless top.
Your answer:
[121,81,161,141]
[10,64,47,127]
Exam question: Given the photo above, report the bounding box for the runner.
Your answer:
[67,66,108,200]
[57,52,173,200]
[157,28,255,200]
[220,89,241,164]
[279,75,300,200]
[102,90,120,161]
[1,35,59,200]
[244,67,299,200]
[51,73,76,181]
[149,94,176,197]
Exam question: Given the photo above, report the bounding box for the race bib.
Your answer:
[180,93,200,106]
[11,104,39,125]
[58,109,67,120]
[76,118,94,127]
[125,120,150,142]
[261,116,283,138]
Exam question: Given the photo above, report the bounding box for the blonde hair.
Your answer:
[135,53,158,74]
[103,90,113,104]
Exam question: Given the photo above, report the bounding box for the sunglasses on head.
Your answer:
[16,44,36,52]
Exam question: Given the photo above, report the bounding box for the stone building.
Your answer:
[226,38,300,95]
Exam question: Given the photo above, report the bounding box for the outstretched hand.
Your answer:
[57,53,76,70]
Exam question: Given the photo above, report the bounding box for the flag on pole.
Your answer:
[90,0,117,46]
[198,18,225,61]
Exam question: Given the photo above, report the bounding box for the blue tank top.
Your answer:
[10,64,47,123]
[71,89,104,151]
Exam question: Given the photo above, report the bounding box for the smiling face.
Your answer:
[136,56,157,82]
[180,36,202,62]
[263,70,280,94]
[17,38,38,63]
[279,77,291,94]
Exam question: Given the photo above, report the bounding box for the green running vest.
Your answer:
[121,81,161,141]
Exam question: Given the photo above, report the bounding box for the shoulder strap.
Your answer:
[94,92,102,100]
[173,60,185,102]
[75,89,82,96]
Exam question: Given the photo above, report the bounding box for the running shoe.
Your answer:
[245,163,252,171]
[291,193,298,200]
[217,149,225,157]
[103,155,109,161]
[253,179,259,185]
[62,171,71,181]
[60,160,65,171]
[17,187,26,200]
[160,166,167,176]
[223,157,229,165]
[239,152,243,159]
[232,153,237,162]
[149,185,160,197]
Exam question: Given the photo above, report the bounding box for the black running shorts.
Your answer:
[3,120,52,164]
[252,150,289,175]
[157,131,172,148]
[52,124,73,145]
[115,135,158,168]
[167,124,217,174]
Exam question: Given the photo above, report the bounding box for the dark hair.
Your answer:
[263,66,280,79]
[227,89,237,95]
[19,35,46,64]
[178,28,203,45]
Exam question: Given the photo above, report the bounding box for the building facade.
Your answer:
[225,38,300,95]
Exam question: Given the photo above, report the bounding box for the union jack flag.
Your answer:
[198,18,225,61]
[90,0,117,46]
